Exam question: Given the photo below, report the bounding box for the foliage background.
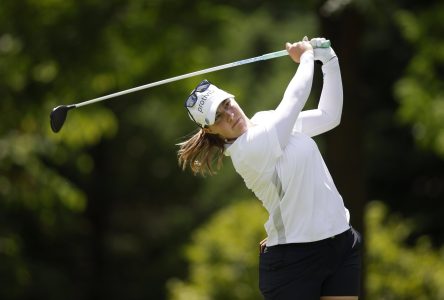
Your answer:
[0,0,443,299]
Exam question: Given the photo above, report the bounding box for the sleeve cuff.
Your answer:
[300,50,314,63]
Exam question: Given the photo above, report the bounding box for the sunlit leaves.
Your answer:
[47,107,118,149]
[366,201,444,300]
[394,5,444,158]
[0,133,86,212]
[395,10,421,42]
[32,60,59,83]
[168,199,267,300]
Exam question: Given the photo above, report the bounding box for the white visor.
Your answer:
[185,80,234,127]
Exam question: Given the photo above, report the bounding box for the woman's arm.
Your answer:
[271,42,315,148]
[293,48,343,137]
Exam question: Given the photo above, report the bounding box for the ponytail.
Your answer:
[177,129,226,176]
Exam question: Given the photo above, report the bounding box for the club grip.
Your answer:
[260,40,331,61]
[317,40,331,48]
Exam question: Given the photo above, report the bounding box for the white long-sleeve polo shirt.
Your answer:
[225,52,350,246]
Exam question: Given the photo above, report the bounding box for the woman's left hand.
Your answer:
[286,39,313,63]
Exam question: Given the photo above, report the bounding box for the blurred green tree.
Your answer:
[167,199,267,300]
[0,0,120,298]
[366,201,444,300]
[1,0,444,299]
[394,3,444,158]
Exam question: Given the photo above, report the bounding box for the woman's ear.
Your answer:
[203,127,212,134]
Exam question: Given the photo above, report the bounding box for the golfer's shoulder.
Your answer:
[251,110,275,125]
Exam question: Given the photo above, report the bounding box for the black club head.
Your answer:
[50,105,75,133]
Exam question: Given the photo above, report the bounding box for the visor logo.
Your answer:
[198,90,215,113]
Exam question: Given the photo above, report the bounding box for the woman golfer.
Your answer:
[178,37,362,300]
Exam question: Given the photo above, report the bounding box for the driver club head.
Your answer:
[50,105,75,133]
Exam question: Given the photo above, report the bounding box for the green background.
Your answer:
[1,0,443,299]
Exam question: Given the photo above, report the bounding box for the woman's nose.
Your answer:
[226,110,234,122]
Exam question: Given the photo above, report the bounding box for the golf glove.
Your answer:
[310,37,337,64]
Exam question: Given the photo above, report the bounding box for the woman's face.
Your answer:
[206,98,250,141]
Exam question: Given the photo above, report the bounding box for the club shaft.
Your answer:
[74,40,330,108]
[74,50,288,108]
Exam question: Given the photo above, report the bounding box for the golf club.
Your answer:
[50,40,331,133]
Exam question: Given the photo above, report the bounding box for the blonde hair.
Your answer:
[177,128,226,176]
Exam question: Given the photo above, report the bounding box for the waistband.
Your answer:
[264,227,351,251]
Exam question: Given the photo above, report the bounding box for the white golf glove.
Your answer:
[310,37,337,64]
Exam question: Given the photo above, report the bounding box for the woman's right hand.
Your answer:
[286,40,313,63]
[259,237,267,253]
